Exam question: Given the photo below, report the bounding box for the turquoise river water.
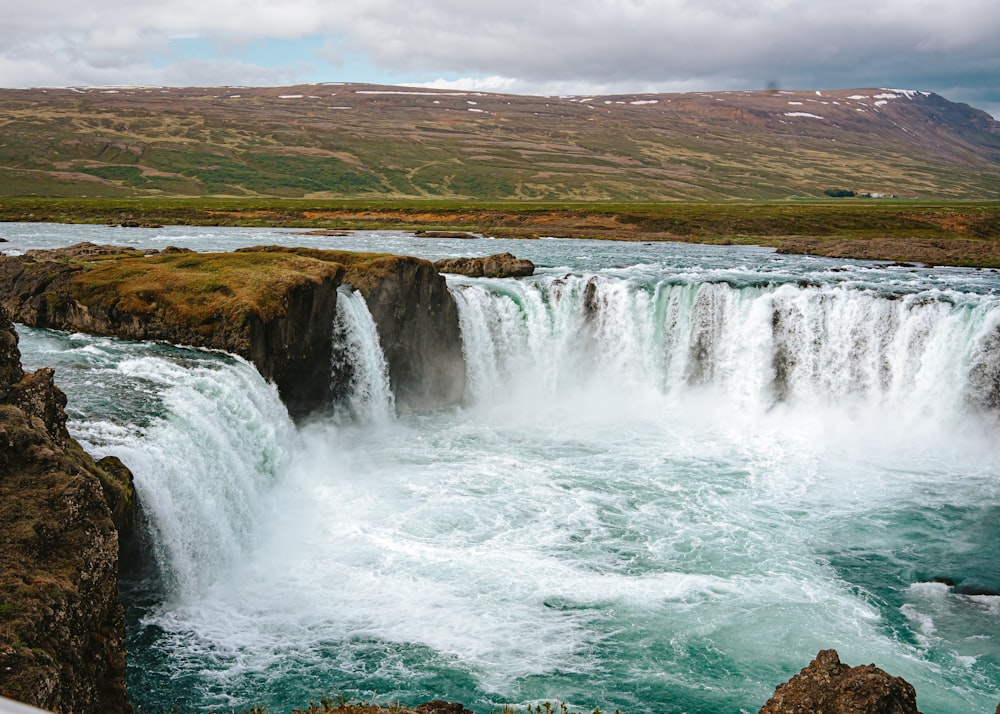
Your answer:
[5,223,1000,713]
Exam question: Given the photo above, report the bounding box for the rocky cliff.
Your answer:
[0,243,467,417]
[0,308,135,714]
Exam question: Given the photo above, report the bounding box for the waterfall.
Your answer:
[451,274,1000,420]
[25,335,301,601]
[330,286,396,423]
[110,356,295,599]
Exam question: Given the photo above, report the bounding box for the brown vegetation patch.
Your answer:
[67,250,347,329]
[775,235,1000,267]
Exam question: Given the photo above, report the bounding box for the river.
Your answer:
[6,223,1000,713]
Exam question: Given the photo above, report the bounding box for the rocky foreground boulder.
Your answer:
[0,243,466,417]
[434,252,535,278]
[0,308,135,714]
[759,649,921,714]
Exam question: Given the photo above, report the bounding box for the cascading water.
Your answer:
[330,286,396,423]
[112,355,296,598]
[16,328,297,599]
[10,227,1000,714]
[451,273,1000,423]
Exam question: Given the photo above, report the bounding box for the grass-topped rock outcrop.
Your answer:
[0,243,466,416]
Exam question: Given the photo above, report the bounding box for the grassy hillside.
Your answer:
[1,84,998,201]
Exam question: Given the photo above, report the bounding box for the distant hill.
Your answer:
[1,83,998,200]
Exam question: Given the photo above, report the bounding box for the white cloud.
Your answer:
[0,50,302,89]
[0,0,998,115]
[407,75,735,98]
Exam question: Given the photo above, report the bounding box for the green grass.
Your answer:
[2,195,998,231]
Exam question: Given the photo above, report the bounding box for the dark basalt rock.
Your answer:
[953,584,1000,597]
[346,255,466,411]
[759,649,920,714]
[434,252,535,278]
[414,701,475,714]
[582,276,600,317]
[0,312,23,396]
[967,323,1000,411]
[0,308,135,714]
[246,276,342,418]
[415,230,478,239]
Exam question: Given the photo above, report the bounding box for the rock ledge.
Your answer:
[759,649,921,714]
[434,252,535,278]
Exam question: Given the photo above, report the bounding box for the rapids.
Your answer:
[7,223,1000,713]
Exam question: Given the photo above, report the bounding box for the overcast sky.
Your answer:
[2,0,998,117]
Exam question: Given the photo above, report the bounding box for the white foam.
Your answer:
[901,604,939,646]
[908,581,952,598]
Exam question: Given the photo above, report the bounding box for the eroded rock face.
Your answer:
[759,649,921,714]
[434,252,535,278]
[347,255,466,411]
[0,309,134,714]
[247,276,341,418]
[0,309,23,395]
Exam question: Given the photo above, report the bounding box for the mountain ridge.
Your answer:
[2,83,999,200]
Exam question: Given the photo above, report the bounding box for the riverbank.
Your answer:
[2,198,1000,268]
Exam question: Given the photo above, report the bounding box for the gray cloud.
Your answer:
[0,0,997,116]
